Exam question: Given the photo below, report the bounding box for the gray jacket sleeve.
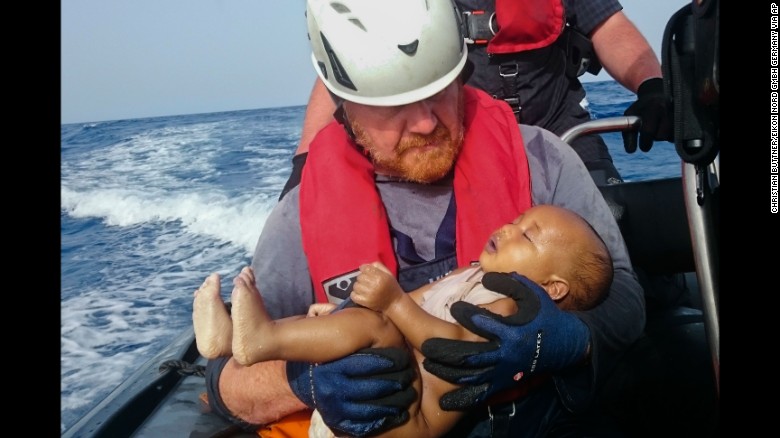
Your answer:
[250,186,315,320]
[522,124,645,411]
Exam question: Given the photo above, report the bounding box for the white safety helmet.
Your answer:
[306,0,468,106]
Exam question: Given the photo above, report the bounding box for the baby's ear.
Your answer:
[542,276,570,302]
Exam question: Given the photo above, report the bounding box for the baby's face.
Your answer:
[478,205,581,281]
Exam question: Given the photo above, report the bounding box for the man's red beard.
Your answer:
[350,96,465,183]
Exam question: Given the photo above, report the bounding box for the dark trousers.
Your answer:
[441,383,624,438]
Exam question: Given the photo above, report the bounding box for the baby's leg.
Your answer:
[192,273,233,358]
[231,267,276,365]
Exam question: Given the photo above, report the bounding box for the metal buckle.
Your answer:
[487,401,516,420]
[503,97,521,108]
[462,10,497,45]
[498,62,519,78]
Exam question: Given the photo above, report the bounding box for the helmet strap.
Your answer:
[333,103,358,144]
[460,59,475,83]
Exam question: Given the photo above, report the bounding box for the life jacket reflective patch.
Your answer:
[322,270,360,306]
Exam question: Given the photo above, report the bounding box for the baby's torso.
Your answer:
[419,266,506,323]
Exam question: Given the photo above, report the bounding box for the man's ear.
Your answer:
[542,276,570,302]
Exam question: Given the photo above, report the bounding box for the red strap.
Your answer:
[488,0,565,54]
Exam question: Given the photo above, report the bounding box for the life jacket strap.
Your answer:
[495,61,522,123]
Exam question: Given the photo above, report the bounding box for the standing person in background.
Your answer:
[280,0,672,199]
[203,1,645,437]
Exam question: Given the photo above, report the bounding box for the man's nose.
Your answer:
[402,101,437,135]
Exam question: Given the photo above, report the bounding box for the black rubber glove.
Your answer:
[421,272,590,411]
[622,77,673,153]
[287,347,417,437]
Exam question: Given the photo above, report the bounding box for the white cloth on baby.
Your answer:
[419,266,505,323]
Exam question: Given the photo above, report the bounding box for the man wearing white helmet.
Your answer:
[204,0,643,436]
[280,0,672,198]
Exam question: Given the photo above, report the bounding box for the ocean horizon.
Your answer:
[60,80,684,433]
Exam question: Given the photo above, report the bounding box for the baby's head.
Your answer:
[478,205,612,311]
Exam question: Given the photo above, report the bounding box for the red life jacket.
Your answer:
[488,0,565,54]
[299,86,533,303]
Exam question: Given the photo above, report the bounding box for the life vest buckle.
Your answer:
[461,10,497,45]
[495,61,522,122]
[498,62,519,78]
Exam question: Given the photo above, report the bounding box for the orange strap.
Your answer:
[256,410,313,438]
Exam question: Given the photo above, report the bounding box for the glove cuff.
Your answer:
[637,77,663,97]
[205,357,263,431]
[552,313,591,369]
[286,360,316,409]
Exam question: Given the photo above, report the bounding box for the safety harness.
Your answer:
[458,0,601,121]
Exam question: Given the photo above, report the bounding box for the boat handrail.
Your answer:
[559,115,640,145]
[561,114,719,397]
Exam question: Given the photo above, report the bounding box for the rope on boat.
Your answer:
[159,359,206,377]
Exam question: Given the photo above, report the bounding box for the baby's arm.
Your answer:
[351,262,470,351]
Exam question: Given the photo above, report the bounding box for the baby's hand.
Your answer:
[307,303,338,317]
[351,262,403,312]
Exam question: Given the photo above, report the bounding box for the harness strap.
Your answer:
[488,402,516,438]
[496,62,522,122]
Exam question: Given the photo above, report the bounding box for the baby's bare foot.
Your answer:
[192,273,233,358]
[231,267,274,365]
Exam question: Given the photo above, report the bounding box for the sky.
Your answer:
[61,0,689,125]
